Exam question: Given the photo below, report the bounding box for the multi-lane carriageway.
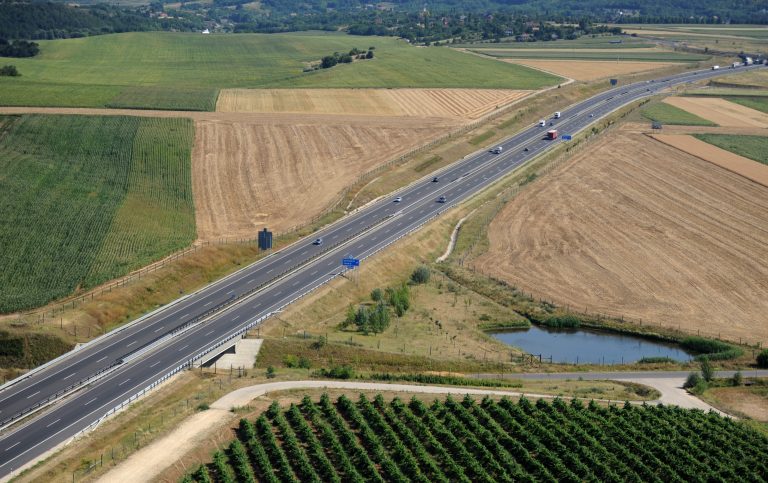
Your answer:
[0,62,765,478]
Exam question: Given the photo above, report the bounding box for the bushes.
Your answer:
[638,356,675,364]
[368,372,522,388]
[410,266,430,284]
[680,337,743,361]
[314,365,355,379]
[0,65,19,76]
[343,283,409,334]
[757,349,768,368]
[542,314,580,329]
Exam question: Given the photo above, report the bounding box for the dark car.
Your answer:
[437,196,446,203]
[313,238,323,245]
[432,177,439,182]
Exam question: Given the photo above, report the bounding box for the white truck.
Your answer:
[711,65,720,70]
[554,111,561,119]
[745,57,754,65]
[732,62,741,68]
[491,146,503,154]
[538,120,546,127]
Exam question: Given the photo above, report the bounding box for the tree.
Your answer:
[683,372,702,389]
[371,288,384,302]
[731,371,742,386]
[366,49,374,59]
[410,266,430,284]
[266,365,276,379]
[320,55,337,69]
[700,357,714,382]
[0,65,19,76]
[757,349,768,368]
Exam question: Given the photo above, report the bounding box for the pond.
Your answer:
[490,325,693,364]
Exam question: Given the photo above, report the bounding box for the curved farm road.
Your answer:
[97,373,760,483]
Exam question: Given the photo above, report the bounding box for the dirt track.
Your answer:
[474,132,768,345]
[217,89,531,120]
[663,96,768,128]
[501,59,676,81]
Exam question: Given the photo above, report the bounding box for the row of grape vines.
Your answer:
[183,393,768,483]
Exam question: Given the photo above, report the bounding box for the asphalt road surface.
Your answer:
[0,62,764,478]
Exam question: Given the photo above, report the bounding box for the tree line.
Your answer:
[0,39,38,58]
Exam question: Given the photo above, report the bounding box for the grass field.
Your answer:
[0,114,195,312]
[454,36,654,49]
[641,102,717,126]
[473,49,709,62]
[726,96,768,114]
[181,393,768,482]
[619,24,768,39]
[693,134,768,166]
[0,32,560,110]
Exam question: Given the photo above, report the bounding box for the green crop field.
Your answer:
[0,32,560,111]
[694,134,768,166]
[473,49,710,62]
[619,24,768,40]
[182,393,768,482]
[453,36,653,49]
[641,102,717,126]
[725,96,768,114]
[0,114,195,313]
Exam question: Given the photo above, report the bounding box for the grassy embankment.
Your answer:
[472,49,710,62]
[693,134,768,165]
[453,35,654,49]
[0,31,559,110]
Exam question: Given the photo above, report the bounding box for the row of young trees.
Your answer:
[0,39,38,58]
[183,392,768,483]
[318,48,375,69]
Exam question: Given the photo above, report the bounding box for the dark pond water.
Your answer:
[490,325,693,364]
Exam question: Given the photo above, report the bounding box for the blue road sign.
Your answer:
[342,258,360,267]
[562,134,572,140]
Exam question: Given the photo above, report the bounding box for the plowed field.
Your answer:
[474,132,768,345]
[216,89,531,120]
[663,97,768,128]
[193,116,454,240]
[501,59,676,81]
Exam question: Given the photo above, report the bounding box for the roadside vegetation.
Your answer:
[641,101,717,125]
[693,133,768,165]
[182,393,768,482]
[0,114,195,313]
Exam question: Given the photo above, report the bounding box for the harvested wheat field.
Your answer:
[216,88,531,120]
[663,96,768,128]
[502,59,676,81]
[474,132,768,345]
[193,116,455,240]
[652,134,768,187]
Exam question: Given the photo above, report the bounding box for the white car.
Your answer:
[394,197,402,203]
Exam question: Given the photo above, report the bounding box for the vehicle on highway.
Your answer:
[491,146,503,154]
[538,120,546,127]
[554,111,561,119]
[432,176,439,182]
[437,195,446,203]
[524,147,529,152]
[313,238,323,245]
[590,114,594,117]
[394,196,402,202]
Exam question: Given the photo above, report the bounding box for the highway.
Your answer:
[0,62,764,478]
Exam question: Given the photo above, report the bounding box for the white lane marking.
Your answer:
[126,341,136,348]
[154,326,165,333]
[300,250,307,255]
[247,279,255,284]
[267,268,273,274]
[150,361,161,368]
[118,379,130,387]
[346,227,353,232]
[96,356,108,363]
[205,330,214,336]
[178,345,189,352]
[63,373,76,380]
[204,301,213,307]
[5,442,20,451]
[274,291,282,296]
[84,397,97,406]
[310,270,318,276]
[46,419,60,428]
[233,315,240,321]
[26,391,40,399]
[292,280,299,286]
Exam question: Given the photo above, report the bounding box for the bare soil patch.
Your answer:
[192,116,456,240]
[501,59,676,81]
[216,88,532,120]
[652,133,768,188]
[474,132,768,346]
[663,96,768,128]
[702,385,768,421]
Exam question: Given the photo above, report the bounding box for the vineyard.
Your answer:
[0,114,195,312]
[183,393,768,482]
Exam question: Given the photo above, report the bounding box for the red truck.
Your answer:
[547,129,558,140]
